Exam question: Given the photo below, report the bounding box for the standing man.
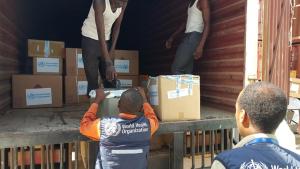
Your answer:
[80,88,159,169]
[166,0,210,74]
[211,82,300,169]
[82,0,128,97]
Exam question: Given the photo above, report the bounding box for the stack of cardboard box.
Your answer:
[12,39,64,108]
[114,50,139,88]
[65,48,90,104]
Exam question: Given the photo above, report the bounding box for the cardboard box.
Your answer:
[118,75,139,88]
[66,48,86,76]
[99,89,127,117]
[113,50,139,75]
[28,39,65,58]
[12,75,63,108]
[290,78,300,98]
[33,57,63,75]
[290,70,297,78]
[148,75,201,121]
[65,76,89,104]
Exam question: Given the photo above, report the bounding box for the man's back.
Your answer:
[97,116,151,169]
[214,142,300,169]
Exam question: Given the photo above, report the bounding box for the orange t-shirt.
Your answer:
[80,102,159,141]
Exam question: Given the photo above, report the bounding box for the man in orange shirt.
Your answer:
[80,88,159,169]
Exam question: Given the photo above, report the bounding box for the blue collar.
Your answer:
[245,138,278,146]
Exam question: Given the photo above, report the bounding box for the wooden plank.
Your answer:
[50,145,54,169]
[30,146,35,169]
[0,149,4,169]
[20,147,25,169]
[68,143,73,169]
[41,145,45,169]
[60,143,64,169]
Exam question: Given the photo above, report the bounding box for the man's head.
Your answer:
[118,88,144,116]
[235,82,287,137]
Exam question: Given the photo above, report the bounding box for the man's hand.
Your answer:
[194,47,204,60]
[105,60,117,81]
[137,87,148,103]
[94,88,109,104]
[165,37,174,49]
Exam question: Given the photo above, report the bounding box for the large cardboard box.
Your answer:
[28,39,65,58]
[290,78,300,98]
[113,50,139,75]
[65,76,89,104]
[99,89,127,117]
[12,75,63,108]
[118,75,139,88]
[33,57,63,75]
[65,48,86,76]
[148,75,200,121]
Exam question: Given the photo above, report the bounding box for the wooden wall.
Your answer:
[139,0,246,111]
[0,0,24,112]
[262,0,291,97]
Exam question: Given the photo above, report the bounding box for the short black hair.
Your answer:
[237,82,287,133]
[119,88,144,116]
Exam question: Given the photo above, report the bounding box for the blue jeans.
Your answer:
[171,32,202,74]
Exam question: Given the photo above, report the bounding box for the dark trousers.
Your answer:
[171,32,202,74]
[82,36,112,94]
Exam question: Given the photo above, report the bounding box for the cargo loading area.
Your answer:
[0,0,296,169]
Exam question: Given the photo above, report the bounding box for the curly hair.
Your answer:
[237,82,287,133]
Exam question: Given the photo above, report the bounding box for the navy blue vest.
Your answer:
[96,116,151,169]
[214,141,300,169]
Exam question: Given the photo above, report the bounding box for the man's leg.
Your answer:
[171,32,202,75]
[82,36,101,95]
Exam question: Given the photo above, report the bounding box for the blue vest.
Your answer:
[214,141,300,169]
[95,116,151,169]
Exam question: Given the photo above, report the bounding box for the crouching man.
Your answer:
[211,82,300,169]
[80,88,159,169]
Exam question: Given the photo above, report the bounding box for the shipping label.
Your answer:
[290,83,299,93]
[119,79,133,88]
[37,58,60,73]
[78,81,88,96]
[149,85,159,105]
[77,53,84,69]
[168,88,192,99]
[26,88,52,106]
[114,59,130,73]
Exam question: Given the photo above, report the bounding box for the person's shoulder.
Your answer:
[277,145,300,160]
[215,147,246,161]
[198,0,209,9]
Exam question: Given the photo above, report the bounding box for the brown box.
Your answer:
[290,78,300,98]
[113,50,139,75]
[148,75,200,121]
[65,76,89,104]
[12,75,63,108]
[65,48,86,76]
[118,75,139,88]
[28,39,65,58]
[33,57,63,75]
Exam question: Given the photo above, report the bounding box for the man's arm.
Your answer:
[80,89,109,141]
[94,0,116,80]
[109,2,128,55]
[138,87,159,135]
[165,22,186,49]
[80,103,101,141]
[143,103,159,136]
[194,0,210,59]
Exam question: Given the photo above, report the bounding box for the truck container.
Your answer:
[0,0,291,168]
